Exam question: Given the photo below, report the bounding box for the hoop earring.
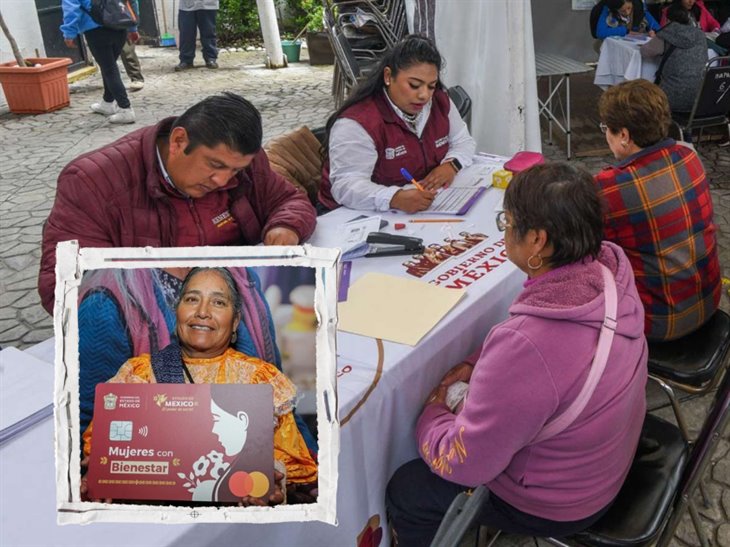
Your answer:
[527,254,543,270]
[231,331,237,344]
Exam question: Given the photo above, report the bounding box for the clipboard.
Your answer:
[364,232,424,257]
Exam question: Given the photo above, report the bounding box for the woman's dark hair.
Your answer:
[670,0,701,21]
[606,0,646,29]
[322,34,443,160]
[667,2,691,24]
[503,162,604,269]
[598,79,671,147]
[177,267,243,319]
[172,92,262,155]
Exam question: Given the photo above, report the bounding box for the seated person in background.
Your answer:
[596,0,660,39]
[387,163,648,546]
[81,267,318,505]
[660,0,720,33]
[595,79,720,341]
[74,266,325,452]
[318,35,476,213]
[38,92,316,314]
[641,3,708,112]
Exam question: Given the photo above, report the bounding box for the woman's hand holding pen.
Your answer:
[390,188,436,213]
[421,163,457,191]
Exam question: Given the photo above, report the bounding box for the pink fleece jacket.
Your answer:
[416,241,648,521]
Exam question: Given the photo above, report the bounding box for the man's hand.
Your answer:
[127,31,140,44]
[390,188,436,213]
[421,163,457,191]
[64,38,76,48]
[263,227,299,245]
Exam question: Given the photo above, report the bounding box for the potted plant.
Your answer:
[291,0,334,66]
[0,10,72,114]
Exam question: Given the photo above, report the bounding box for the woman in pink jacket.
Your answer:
[660,0,720,32]
[386,163,648,545]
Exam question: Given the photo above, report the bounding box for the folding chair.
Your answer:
[432,369,730,547]
[671,55,730,144]
[447,85,472,131]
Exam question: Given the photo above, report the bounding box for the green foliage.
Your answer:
[286,0,325,33]
[217,0,262,46]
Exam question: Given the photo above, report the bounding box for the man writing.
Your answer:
[38,92,316,313]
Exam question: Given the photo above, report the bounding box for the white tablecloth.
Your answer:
[0,186,525,547]
[594,36,660,89]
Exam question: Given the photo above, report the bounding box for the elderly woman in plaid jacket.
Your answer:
[595,79,721,342]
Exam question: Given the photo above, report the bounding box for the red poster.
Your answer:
[87,383,274,503]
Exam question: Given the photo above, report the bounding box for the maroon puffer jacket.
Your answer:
[39,118,316,314]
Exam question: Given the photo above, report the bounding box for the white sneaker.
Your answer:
[109,107,136,124]
[129,80,144,91]
[90,100,118,115]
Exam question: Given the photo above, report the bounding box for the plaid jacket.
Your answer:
[595,139,720,341]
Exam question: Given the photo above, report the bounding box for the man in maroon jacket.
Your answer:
[38,92,316,314]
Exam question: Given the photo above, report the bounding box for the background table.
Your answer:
[0,184,524,547]
[594,36,659,89]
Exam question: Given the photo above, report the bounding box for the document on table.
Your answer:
[0,346,54,444]
[416,159,502,215]
[338,272,465,346]
[308,215,382,259]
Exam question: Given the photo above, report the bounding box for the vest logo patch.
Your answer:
[212,210,233,229]
[435,135,449,148]
[385,145,407,160]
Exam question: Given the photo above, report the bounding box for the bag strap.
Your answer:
[531,264,618,444]
[655,43,676,85]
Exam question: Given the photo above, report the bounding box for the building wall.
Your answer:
[531,0,598,63]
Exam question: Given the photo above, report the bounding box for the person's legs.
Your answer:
[120,39,144,86]
[84,28,131,109]
[177,9,197,67]
[197,9,218,66]
[386,459,613,546]
[386,459,470,546]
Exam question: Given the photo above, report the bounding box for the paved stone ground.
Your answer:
[0,46,727,545]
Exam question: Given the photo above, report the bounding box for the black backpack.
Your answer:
[589,0,608,39]
[84,0,137,30]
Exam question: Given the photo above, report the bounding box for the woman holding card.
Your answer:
[318,35,476,213]
[386,163,648,545]
[81,267,317,505]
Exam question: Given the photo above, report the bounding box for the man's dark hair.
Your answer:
[322,34,443,160]
[667,3,691,24]
[172,92,262,155]
[504,162,604,269]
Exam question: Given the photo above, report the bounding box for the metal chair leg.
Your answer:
[649,375,691,442]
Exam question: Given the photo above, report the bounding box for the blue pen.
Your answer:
[400,167,426,192]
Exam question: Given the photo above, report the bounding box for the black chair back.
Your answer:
[447,85,472,123]
[691,56,730,120]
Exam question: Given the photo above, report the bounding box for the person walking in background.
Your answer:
[176,0,220,71]
[121,0,144,91]
[61,0,136,124]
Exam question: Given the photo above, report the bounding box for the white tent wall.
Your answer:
[433,0,541,156]
[532,0,599,63]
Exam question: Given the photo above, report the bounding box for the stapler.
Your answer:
[364,232,424,257]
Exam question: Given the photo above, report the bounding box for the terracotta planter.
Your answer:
[0,57,72,114]
[306,31,334,66]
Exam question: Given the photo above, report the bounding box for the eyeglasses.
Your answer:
[599,122,609,134]
[496,211,512,232]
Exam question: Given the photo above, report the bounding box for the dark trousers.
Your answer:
[386,459,611,547]
[84,27,131,109]
[178,9,218,64]
[120,40,143,82]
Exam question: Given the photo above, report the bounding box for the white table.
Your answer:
[0,185,525,546]
[594,36,660,89]
[535,53,594,160]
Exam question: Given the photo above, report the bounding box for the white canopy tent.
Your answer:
[406,0,541,156]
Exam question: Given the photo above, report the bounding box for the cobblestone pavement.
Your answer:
[0,46,727,545]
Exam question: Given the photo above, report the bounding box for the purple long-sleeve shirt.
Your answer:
[417,242,648,521]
